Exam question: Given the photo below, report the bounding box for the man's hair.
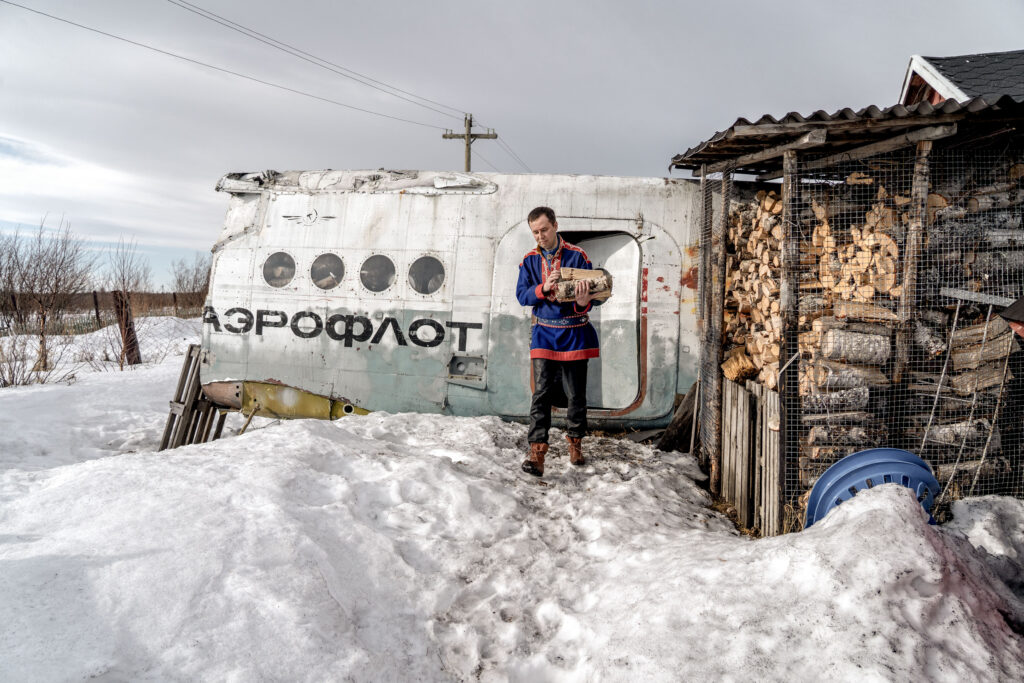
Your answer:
[527,206,556,225]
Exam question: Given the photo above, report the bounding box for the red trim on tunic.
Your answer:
[519,248,540,267]
[530,348,600,361]
[561,242,590,263]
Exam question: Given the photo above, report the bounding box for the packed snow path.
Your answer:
[1,325,1023,681]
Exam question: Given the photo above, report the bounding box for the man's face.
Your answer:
[529,216,558,251]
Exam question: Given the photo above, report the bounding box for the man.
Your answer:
[515,206,603,477]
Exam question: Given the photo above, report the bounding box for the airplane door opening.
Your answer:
[562,232,641,410]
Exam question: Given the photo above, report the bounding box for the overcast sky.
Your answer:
[2,0,1022,286]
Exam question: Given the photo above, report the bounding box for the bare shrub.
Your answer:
[13,219,95,373]
[170,253,211,312]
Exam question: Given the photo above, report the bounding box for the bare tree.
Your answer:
[105,237,152,369]
[170,252,211,311]
[15,219,95,371]
[0,231,17,331]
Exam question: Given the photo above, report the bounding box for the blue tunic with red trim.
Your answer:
[515,237,602,360]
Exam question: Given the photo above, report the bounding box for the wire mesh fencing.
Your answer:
[714,140,1024,530]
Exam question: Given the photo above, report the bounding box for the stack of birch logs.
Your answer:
[720,162,1024,493]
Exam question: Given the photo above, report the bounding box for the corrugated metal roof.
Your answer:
[925,50,1024,100]
[671,94,1024,174]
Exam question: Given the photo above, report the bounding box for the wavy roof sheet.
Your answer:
[671,95,1024,175]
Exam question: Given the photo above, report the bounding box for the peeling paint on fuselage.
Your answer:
[202,170,702,429]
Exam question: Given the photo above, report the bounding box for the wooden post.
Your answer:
[112,289,142,366]
[894,140,932,384]
[172,291,179,317]
[777,149,799,534]
[441,114,497,172]
[92,290,102,329]
[707,170,732,495]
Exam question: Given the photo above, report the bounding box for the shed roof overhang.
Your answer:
[671,95,1024,180]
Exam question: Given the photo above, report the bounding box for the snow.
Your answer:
[1,319,1023,681]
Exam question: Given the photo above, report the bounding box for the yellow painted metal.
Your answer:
[240,382,370,420]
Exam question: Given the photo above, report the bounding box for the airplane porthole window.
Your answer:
[263,252,295,288]
[360,255,396,292]
[409,256,445,295]
[311,253,344,290]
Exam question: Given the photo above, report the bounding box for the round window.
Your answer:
[409,256,445,295]
[310,253,344,290]
[263,252,295,288]
[360,255,396,292]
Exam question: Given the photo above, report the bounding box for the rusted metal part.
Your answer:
[203,381,242,409]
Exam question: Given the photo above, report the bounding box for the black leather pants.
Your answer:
[528,358,588,443]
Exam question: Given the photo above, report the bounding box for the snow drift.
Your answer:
[1,320,1022,681]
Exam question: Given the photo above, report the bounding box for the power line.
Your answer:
[497,137,533,173]
[164,0,466,122]
[474,116,532,172]
[167,0,532,172]
[472,149,499,172]
[0,0,446,130]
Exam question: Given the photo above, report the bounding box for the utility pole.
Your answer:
[442,114,497,172]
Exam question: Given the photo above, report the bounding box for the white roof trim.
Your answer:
[900,54,970,104]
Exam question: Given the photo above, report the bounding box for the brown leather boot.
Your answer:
[522,443,548,477]
[566,436,585,466]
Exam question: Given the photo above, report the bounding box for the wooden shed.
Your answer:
[671,95,1024,535]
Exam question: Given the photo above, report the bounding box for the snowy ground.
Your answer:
[1,320,1023,681]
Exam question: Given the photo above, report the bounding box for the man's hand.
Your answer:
[542,267,560,294]
[574,280,595,307]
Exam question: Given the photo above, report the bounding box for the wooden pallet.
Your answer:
[159,344,227,451]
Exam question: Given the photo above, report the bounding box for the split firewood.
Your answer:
[834,301,899,322]
[966,249,1024,277]
[950,332,1019,372]
[759,362,779,390]
[721,347,757,382]
[927,193,949,224]
[801,411,872,425]
[821,329,891,365]
[553,267,613,302]
[806,425,871,447]
[921,418,994,447]
[808,359,890,390]
[802,386,870,413]
[951,316,1009,347]
[949,362,1013,396]
[914,321,946,357]
[935,457,1010,485]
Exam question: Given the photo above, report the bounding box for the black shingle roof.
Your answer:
[925,50,1024,100]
